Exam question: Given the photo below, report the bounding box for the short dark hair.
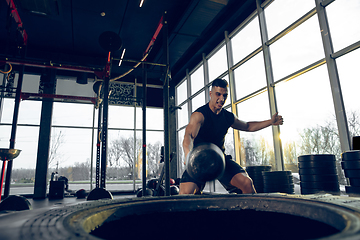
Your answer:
[211,78,228,89]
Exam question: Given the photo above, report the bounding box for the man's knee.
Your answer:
[242,176,255,192]
[231,173,256,193]
[179,182,200,195]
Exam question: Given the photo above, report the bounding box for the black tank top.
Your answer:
[193,103,235,152]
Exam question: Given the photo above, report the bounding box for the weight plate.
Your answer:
[341,161,360,170]
[264,181,294,187]
[300,188,341,194]
[252,180,264,185]
[264,183,294,188]
[298,160,336,169]
[246,165,272,170]
[349,178,360,186]
[300,181,339,189]
[300,188,337,195]
[263,175,293,181]
[298,154,335,162]
[299,174,338,182]
[263,178,294,185]
[264,190,295,194]
[255,189,265,193]
[300,189,316,195]
[301,187,340,195]
[341,150,360,161]
[264,189,294,193]
[253,185,265,190]
[263,185,295,191]
[299,167,337,175]
[247,170,270,176]
[247,173,269,180]
[264,184,294,189]
[253,183,264,188]
[344,169,360,178]
[246,171,270,175]
[264,188,294,194]
[345,185,360,194]
[246,168,268,172]
[264,182,294,187]
[250,178,265,184]
[251,176,264,181]
[265,181,295,185]
[253,187,265,192]
[252,182,264,186]
[0,195,32,211]
[264,187,294,191]
[262,171,292,176]
[247,172,267,179]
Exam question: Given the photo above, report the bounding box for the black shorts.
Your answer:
[180,155,246,193]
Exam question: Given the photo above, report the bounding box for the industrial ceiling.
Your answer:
[0,0,261,107]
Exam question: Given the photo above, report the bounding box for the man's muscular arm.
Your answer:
[182,112,204,162]
[231,112,284,132]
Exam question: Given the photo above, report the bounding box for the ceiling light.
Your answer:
[139,0,145,7]
[118,48,126,66]
[30,11,47,16]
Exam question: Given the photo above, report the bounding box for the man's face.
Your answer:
[209,86,228,110]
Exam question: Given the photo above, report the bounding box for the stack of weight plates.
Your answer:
[341,150,360,196]
[262,171,294,194]
[246,165,271,193]
[298,154,339,195]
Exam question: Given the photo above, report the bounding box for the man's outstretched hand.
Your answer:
[271,112,284,125]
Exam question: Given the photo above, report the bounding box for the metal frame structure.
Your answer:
[0,0,358,196]
[315,0,350,152]
[175,0,357,192]
[256,0,284,170]
[0,21,169,196]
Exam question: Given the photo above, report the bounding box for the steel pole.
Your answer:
[163,11,170,196]
[4,66,24,198]
[142,65,147,196]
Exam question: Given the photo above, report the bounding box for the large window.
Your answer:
[0,98,41,195]
[231,15,261,65]
[0,98,14,124]
[190,65,204,95]
[18,101,41,125]
[336,49,360,138]
[177,128,186,175]
[52,102,94,127]
[56,78,94,97]
[191,92,205,113]
[326,0,360,52]
[176,79,187,105]
[22,74,40,93]
[276,65,336,158]
[270,15,324,81]
[237,92,272,167]
[207,45,228,81]
[234,53,266,100]
[175,0,360,193]
[0,73,164,195]
[177,102,189,130]
[264,0,315,40]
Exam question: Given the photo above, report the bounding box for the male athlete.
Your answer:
[179,78,284,194]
